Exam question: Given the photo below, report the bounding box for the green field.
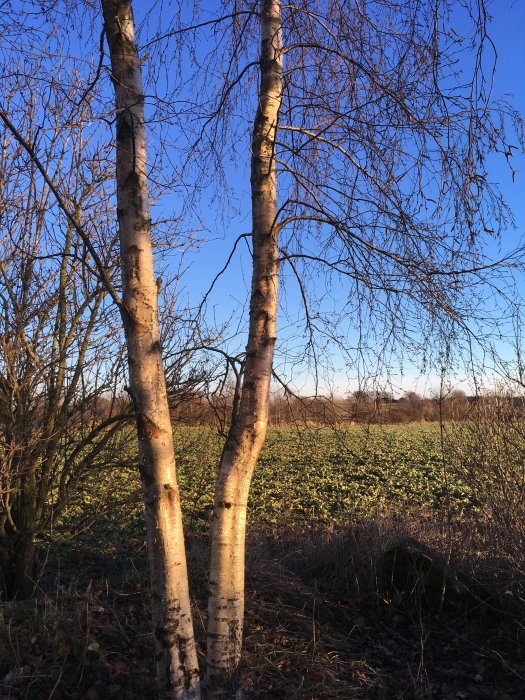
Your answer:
[172,424,474,529]
[64,423,489,543]
[80,424,474,539]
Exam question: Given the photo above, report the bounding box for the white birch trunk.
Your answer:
[205,1,283,697]
[101,2,200,697]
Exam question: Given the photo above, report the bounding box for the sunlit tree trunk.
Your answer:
[205,1,283,697]
[101,2,200,697]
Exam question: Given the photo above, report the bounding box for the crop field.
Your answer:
[80,424,477,533]
[84,423,476,542]
[175,423,474,528]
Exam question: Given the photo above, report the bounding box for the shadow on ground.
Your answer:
[1,514,524,699]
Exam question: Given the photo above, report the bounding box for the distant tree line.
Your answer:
[168,387,525,427]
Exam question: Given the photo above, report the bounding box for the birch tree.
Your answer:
[2,1,201,695]
[165,0,522,693]
[0,2,203,695]
[205,1,283,694]
[100,1,201,696]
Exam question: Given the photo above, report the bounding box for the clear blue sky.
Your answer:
[159,0,525,397]
[4,0,525,398]
[484,1,525,242]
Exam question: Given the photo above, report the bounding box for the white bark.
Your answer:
[205,1,283,697]
[101,2,200,697]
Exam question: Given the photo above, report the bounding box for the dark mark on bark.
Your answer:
[139,413,162,438]
[126,244,140,280]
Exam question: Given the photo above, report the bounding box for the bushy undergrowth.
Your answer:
[2,514,524,699]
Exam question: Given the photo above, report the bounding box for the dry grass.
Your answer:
[1,511,524,698]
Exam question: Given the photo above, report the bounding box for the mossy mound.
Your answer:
[378,539,461,610]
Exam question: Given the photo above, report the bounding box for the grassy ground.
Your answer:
[1,425,524,698]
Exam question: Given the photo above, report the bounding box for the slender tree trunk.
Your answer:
[0,530,38,600]
[101,2,200,697]
[0,462,37,599]
[205,1,283,697]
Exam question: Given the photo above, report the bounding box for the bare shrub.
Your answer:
[445,391,525,561]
